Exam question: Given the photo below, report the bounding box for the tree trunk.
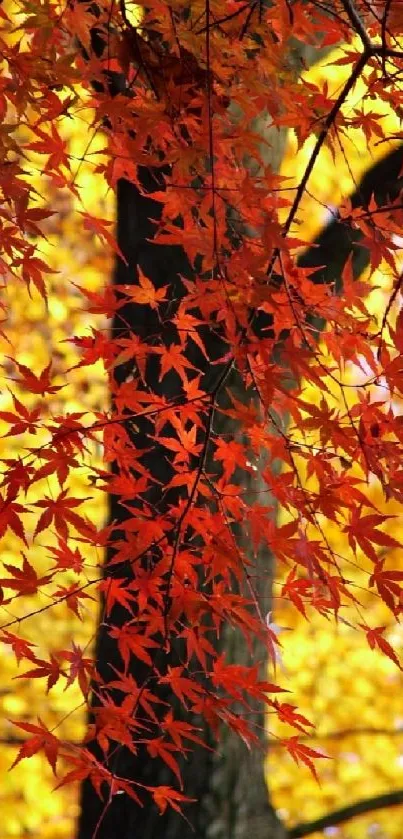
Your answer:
[77,171,286,839]
[77,5,403,828]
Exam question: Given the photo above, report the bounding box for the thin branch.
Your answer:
[381,0,393,76]
[288,789,403,838]
[194,3,251,35]
[266,49,369,280]
[339,0,372,48]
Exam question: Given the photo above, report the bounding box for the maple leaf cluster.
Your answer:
[2,0,403,825]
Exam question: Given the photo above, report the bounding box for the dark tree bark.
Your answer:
[75,4,287,831]
[298,144,403,284]
[77,170,286,839]
[78,141,403,839]
[75,5,403,834]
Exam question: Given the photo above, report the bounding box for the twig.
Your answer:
[266,50,370,281]
[381,0,393,77]
[339,0,371,49]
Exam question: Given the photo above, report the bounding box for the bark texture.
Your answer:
[77,172,286,839]
[76,7,403,831]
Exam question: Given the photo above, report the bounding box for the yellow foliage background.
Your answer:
[0,67,112,833]
[270,43,403,838]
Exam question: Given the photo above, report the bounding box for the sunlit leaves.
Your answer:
[280,737,327,783]
[10,719,60,775]
[3,0,403,833]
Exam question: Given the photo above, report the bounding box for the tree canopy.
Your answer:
[1,1,403,837]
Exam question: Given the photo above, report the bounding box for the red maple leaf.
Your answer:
[157,343,199,386]
[99,577,137,617]
[26,123,70,172]
[108,625,159,669]
[0,394,40,435]
[161,711,208,750]
[108,667,168,723]
[61,642,95,697]
[15,654,63,692]
[0,554,53,595]
[369,560,403,614]
[281,737,328,781]
[159,666,207,706]
[118,268,168,309]
[8,359,62,395]
[0,631,37,663]
[32,489,91,540]
[0,494,28,544]
[344,510,401,564]
[361,624,403,670]
[146,738,183,787]
[10,719,60,775]
[80,212,127,263]
[47,539,85,574]
[52,583,94,619]
[147,785,195,816]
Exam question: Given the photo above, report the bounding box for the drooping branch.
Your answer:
[288,789,403,838]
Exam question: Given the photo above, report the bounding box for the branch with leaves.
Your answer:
[1,2,403,837]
